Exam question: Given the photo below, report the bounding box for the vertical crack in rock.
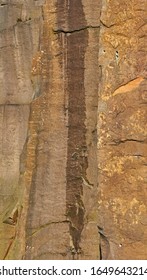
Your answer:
[97,226,110,259]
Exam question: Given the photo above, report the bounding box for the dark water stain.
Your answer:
[57,0,88,253]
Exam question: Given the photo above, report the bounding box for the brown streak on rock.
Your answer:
[65,4,88,255]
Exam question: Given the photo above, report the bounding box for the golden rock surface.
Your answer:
[0,0,146,259]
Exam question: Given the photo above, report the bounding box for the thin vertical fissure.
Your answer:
[97,0,104,260]
[99,242,102,260]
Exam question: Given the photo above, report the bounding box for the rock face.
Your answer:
[0,0,146,259]
[98,0,147,259]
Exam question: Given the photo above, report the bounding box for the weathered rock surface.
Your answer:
[98,0,147,259]
[0,0,146,259]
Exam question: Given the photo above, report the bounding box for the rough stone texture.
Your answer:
[23,0,100,260]
[0,0,43,259]
[98,0,147,259]
[0,0,146,260]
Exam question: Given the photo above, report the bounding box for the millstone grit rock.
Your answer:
[0,0,146,259]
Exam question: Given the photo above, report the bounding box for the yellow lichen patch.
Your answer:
[31,51,43,76]
[97,113,108,147]
[129,109,147,134]
[109,197,146,226]
[102,155,134,176]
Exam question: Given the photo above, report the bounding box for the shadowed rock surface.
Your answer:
[0,0,146,259]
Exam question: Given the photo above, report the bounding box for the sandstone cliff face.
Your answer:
[98,0,147,259]
[0,0,146,260]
